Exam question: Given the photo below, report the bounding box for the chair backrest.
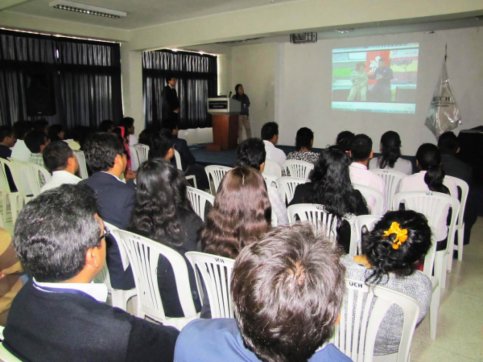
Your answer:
[277,176,306,205]
[134,144,150,165]
[73,150,89,179]
[0,158,11,192]
[372,169,405,212]
[352,215,382,256]
[173,149,183,171]
[353,184,384,215]
[333,279,420,362]
[443,175,468,228]
[185,251,235,318]
[129,145,140,171]
[263,159,282,178]
[263,174,280,226]
[0,191,24,233]
[204,165,232,195]
[282,159,314,179]
[186,186,214,222]
[8,161,50,197]
[113,229,198,323]
[287,203,340,243]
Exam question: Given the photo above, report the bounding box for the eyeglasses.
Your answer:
[99,226,111,242]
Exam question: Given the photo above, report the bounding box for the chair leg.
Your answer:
[457,225,465,262]
[435,250,447,290]
[430,284,441,340]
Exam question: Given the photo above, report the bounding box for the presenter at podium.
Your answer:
[162,75,180,126]
[232,84,251,142]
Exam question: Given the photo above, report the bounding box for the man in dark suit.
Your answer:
[3,184,178,361]
[162,76,180,126]
[83,133,135,289]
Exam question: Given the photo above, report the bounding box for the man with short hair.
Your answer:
[0,126,16,159]
[261,121,286,167]
[175,224,350,362]
[83,132,135,289]
[3,184,178,361]
[162,76,180,126]
[349,134,385,195]
[40,141,81,193]
[25,130,50,167]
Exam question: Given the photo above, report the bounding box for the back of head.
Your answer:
[236,138,266,170]
[362,210,431,284]
[33,119,49,134]
[416,143,449,194]
[98,120,115,133]
[42,141,73,173]
[437,132,459,155]
[148,134,173,160]
[24,130,48,153]
[232,224,345,362]
[84,132,124,172]
[0,126,14,143]
[119,117,134,130]
[335,130,355,153]
[350,134,372,162]
[379,131,401,168]
[47,124,64,142]
[261,122,278,141]
[295,127,314,151]
[13,121,33,140]
[13,184,100,282]
[201,166,271,258]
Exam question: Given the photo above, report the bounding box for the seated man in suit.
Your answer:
[40,141,81,193]
[175,224,350,362]
[83,132,135,289]
[3,184,179,361]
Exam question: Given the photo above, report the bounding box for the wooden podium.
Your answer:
[207,97,241,151]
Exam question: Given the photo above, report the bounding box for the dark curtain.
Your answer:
[143,49,217,129]
[0,30,122,129]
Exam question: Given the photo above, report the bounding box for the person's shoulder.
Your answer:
[310,343,351,362]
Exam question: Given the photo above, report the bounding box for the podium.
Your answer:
[207,97,241,151]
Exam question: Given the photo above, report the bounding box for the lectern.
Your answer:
[207,97,241,151]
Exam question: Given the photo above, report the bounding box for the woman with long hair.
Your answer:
[369,131,412,174]
[286,127,320,164]
[201,166,271,259]
[342,210,432,356]
[130,159,203,317]
[290,146,368,252]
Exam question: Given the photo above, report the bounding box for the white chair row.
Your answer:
[129,144,150,172]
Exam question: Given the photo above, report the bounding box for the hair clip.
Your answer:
[383,221,408,250]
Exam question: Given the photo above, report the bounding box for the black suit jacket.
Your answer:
[162,85,180,122]
[172,138,195,170]
[84,172,136,289]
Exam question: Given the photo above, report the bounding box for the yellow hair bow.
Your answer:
[384,222,408,250]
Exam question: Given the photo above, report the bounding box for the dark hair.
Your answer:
[138,128,156,148]
[42,141,74,173]
[416,143,449,194]
[201,167,271,258]
[335,131,354,153]
[148,135,173,160]
[25,130,48,153]
[119,117,134,130]
[362,210,431,284]
[98,120,115,133]
[13,184,101,282]
[235,83,243,93]
[350,134,372,161]
[438,132,459,155]
[307,146,367,217]
[378,131,402,168]
[261,122,279,141]
[0,126,14,142]
[33,119,49,133]
[13,121,33,140]
[131,159,191,248]
[236,138,266,170]
[166,75,176,83]
[47,124,64,142]
[84,132,124,172]
[232,224,345,362]
[295,127,314,151]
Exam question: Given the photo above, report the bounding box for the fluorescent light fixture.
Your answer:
[49,0,127,19]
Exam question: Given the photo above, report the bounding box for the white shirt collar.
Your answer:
[350,162,368,170]
[100,171,125,183]
[33,278,108,302]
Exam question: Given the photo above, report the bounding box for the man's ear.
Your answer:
[369,150,374,159]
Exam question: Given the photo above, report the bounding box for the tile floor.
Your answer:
[411,217,483,361]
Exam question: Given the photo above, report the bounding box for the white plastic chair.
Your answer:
[277,176,306,205]
[287,203,340,243]
[263,174,280,226]
[113,229,199,330]
[443,176,469,263]
[134,144,150,164]
[205,165,232,195]
[73,150,89,179]
[185,251,235,319]
[174,149,197,188]
[372,169,405,213]
[129,145,140,171]
[282,159,314,179]
[332,279,420,362]
[393,191,459,340]
[352,214,382,256]
[8,160,50,198]
[262,159,282,178]
[0,191,24,234]
[186,186,214,222]
[353,184,384,216]
[4,159,34,201]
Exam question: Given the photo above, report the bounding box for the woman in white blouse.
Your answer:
[369,131,412,175]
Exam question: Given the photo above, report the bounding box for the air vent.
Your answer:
[49,0,127,19]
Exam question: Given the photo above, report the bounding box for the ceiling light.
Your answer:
[49,0,127,19]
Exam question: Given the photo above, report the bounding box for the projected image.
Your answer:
[332,43,419,114]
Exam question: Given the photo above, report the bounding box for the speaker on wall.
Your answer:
[26,67,56,116]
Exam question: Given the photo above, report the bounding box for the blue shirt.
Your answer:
[175,318,351,362]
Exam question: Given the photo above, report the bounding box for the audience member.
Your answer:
[201,166,271,258]
[175,224,350,362]
[148,133,175,161]
[261,122,286,167]
[349,134,385,199]
[68,126,92,149]
[236,138,288,225]
[119,117,138,147]
[342,210,432,356]
[33,119,49,135]
[130,159,202,317]
[369,131,412,174]
[83,132,135,289]
[98,119,116,133]
[287,127,320,164]
[10,121,33,162]
[0,126,16,159]
[25,130,50,167]
[290,146,369,252]
[47,124,65,142]
[40,141,81,192]
[4,184,178,361]
[335,130,355,155]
